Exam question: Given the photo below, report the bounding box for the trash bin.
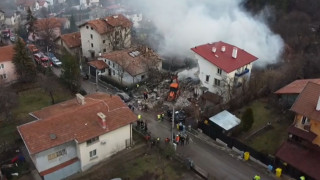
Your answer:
[244,152,250,161]
[276,168,282,177]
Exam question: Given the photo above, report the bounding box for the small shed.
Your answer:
[209,110,240,133]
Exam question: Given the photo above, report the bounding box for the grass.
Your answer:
[236,99,292,155]
[0,80,73,147]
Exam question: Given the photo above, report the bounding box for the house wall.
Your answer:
[0,60,17,84]
[80,25,112,58]
[99,58,146,86]
[294,114,320,146]
[195,54,253,100]
[43,160,80,180]
[78,124,132,171]
[55,38,81,57]
[34,141,78,173]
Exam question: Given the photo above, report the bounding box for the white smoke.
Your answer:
[128,0,284,67]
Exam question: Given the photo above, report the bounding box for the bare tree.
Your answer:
[107,27,131,51]
[35,18,62,52]
[0,85,17,121]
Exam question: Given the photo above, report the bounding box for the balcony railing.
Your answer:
[235,68,249,77]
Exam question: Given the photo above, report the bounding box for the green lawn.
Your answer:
[0,82,73,145]
[236,99,292,155]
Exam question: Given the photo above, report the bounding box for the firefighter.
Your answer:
[157,114,161,121]
[253,175,261,180]
[161,113,165,120]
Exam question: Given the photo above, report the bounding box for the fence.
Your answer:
[198,122,312,180]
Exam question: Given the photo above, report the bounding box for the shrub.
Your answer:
[241,108,254,132]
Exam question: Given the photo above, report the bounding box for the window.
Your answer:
[113,70,115,75]
[108,61,111,65]
[0,74,7,79]
[141,75,145,79]
[217,68,222,75]
[86,26,89,29]
[89,149,97,158]
[214,78,220,86]
[0,64,4,69]
[91,27,93,30]
[103,40,105,44]
[47,149,67,160]
[302,116,309,125]
[103,48,106,52]
[113,62,115,68]
[91,43,93,48]
[205,75,210,82]
[90,34,93,39]
[87,136,99,146]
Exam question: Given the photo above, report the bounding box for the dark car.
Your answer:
[167,110,186,123]
[116,92,132,103]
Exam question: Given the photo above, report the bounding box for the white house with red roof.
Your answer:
[191,41,258,100]
[0,45,17,84]
[17,93,137,180]
[78,14,132,59]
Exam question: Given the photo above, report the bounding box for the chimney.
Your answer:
[316,96,320,111]
[221,46,226,52]
[212,47,216,53]
[76,93,85,105]
[232,47,238,59]
[97,112,107,129]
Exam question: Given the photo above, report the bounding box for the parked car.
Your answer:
[51,57,62,67]
[116,92,132,103]
[167,110,186,123]
[10,35,16,42]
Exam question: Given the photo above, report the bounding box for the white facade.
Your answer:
[0,60,17,84]
[80,24,131,59]
[78,124,131,171]
[96,58,147,86]
[196,54,253,100]
[31,141,78,173]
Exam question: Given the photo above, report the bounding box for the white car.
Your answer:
[51,57,62,67]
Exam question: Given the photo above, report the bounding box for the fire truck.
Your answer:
[33,53,51,68]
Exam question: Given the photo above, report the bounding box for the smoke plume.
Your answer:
[128,0,284,67]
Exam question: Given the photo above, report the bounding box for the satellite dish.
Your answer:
[49,133,57,140]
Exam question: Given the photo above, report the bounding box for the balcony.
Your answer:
[235,68,249,77]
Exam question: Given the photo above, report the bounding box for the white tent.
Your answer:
[209,110,240,131]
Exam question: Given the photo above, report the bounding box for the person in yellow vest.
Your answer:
[161,113,165,120]
[253,175,261,180]
[157,114,161,121]
[136,84,139,88]
[300,176,305,180]
[138,114,141,120]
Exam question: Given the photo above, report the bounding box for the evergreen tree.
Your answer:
[27,7,37,33]
[13,38,37,82]
[241,108,254,132]
[60,50,80,92]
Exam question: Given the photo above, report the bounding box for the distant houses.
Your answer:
[0,45,17,84]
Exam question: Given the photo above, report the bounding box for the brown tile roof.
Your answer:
[88,60,108,70]
[104,14,132,28]
[17,93,137,155]
[59,32,81,49]
[291,82,320,121]
[276,141,320,179]
[287,125,317,142]
[101,49,148,76]
[0,45,14,63]
[79,14,132,35]
[275,79,320,94]
[39,158,79,176]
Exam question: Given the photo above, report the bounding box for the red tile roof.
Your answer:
[276,141,320,179]
[101,49,148,76]
[291,82,320,121]
[0,45,14,62]
[88,60,108,70]
[191,41,258,73]
[275,79,320,94]
[17,93,137,155]
[59,32,81,49]
[287,125,317,142]
[79,14,132,35]
[39,158,79,176]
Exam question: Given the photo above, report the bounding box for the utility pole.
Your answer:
[171,106,174,143]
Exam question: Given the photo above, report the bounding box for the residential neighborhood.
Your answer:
[0,0,320,180]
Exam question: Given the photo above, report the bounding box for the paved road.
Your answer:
[137,110,278,180]
[77,74,293,180]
